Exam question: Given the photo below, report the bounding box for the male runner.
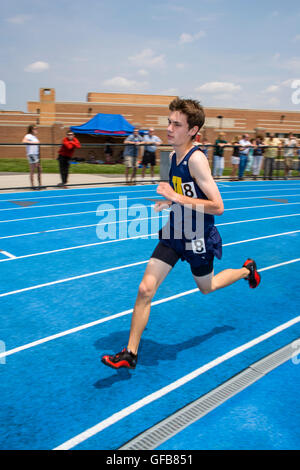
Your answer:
[102,98,261,370]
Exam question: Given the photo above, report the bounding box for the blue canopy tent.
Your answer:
[70,113,134,136]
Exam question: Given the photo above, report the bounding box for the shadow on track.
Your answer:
[93,325,235,389]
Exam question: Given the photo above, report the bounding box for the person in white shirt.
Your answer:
[238,134,252,180]
[141,128,162,183]
[283,132,297,179]
[22,125,42,190]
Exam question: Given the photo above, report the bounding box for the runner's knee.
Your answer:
[198,285,213,295]
[138,279,157,301]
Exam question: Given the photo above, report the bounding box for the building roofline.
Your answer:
[27,100,300,114]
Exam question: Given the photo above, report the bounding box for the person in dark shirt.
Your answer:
[213,132,228,178]
[230,136,241,181]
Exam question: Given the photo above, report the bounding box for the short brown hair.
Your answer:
[27,125,37,134]
[169,97,205,139]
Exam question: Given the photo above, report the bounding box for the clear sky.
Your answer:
[1,0,300,112]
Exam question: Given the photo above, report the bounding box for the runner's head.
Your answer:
[168,97,205,141]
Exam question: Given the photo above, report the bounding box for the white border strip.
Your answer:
[54,313,300,450]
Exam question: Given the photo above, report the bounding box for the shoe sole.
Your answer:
[243,259,261,288]
[101,357,136,370]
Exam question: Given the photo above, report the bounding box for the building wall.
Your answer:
[1,88,300,163]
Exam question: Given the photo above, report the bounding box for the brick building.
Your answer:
[1,87,300,163]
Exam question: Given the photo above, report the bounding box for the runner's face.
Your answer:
[167,111,196,146]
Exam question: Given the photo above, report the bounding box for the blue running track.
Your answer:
[0,181,299,450]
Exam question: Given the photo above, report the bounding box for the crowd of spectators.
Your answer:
[195,131,300,181]
[22,124,300,190]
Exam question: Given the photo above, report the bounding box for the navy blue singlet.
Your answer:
[159,146,222,265]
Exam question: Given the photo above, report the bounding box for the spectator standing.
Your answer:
[283,132,297,179]
[245,138,255,175]
[22,125,42,190]
[123,127,144,185]
[230,136,240,181]
[199,138,211,159]
[263,133,281,180]
[213,132,228,178]
[141,128,162,183]
[57,130,81,187]
[238,134,251,180]
[252,136,265,180]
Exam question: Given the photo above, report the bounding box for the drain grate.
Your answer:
[119,341,298,450]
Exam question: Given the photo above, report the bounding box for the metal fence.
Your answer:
[0,143,299,186]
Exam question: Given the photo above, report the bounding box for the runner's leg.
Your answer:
[193,267,249,295]
[127,258,173,354]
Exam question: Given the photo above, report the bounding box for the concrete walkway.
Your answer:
[0,172,158,192]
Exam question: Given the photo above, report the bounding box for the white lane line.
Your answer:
[0,196,161,212]
[225,202,300,211]
[0,289,197,359]
[1,184,298,204]
[220,187,300,194]
[0,188,157,203]
[0,229,299,264]
[0,233,159,263]
[54,313,300,450]
[224,194,300,201]
[1,212,299,240]
[0,258,299,363]
[223,230,300,246]
[1,201,300,224]
[0,232,299,298]
[218,182,300,187]
[0,214,169,240]
[0,259,148,299]
[0,193,299,212]
[216,213,300,227]
[0,250,16,259]
[0,205,152,224]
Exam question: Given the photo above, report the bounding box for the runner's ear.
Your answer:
[189,126,199,139]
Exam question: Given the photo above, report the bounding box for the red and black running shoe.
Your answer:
[243,258,261,288]
[101,348,138,369]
